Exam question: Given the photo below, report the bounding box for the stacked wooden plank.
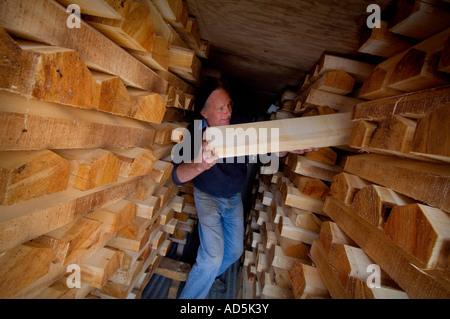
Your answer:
[356,1,450,100]
[0,0,201,298]
[308,2,450,299]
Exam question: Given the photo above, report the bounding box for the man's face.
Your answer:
[200,88,232,127]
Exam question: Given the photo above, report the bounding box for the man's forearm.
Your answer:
[174,162,206,184]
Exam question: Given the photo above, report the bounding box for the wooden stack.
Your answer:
[0,0,204,299]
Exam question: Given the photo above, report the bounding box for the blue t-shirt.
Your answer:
[171,118,248,198]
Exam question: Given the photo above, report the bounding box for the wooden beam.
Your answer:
[351,184,415,229]
[81,247,122,289]
[323,196,450,298]
[205,113,354,158]
[288,261,330,299]
[351,85,450,121]
[85,199,137,234]
[84,0,155,52]
[0,242,56,299]
[318,221,356,254]
[55,149,121,191]
[0,150,70,205]
[298,89,363,113]
[0,174,144,253]
[0,90,156,151]
[386,48,449,92]
[330,172,371,206]
[389,0,450,40]
[344,153,450,213]
[314,53,375,83]
[154,256,191,281]
[411,105,450,163]
[383,203,450,269]
[108,147,156,178]
[56,0,124,19]
[0,0,169,93]
[358,20,416,58]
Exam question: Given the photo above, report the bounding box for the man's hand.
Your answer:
[194,140,219,172]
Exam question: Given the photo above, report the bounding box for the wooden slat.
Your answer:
[0,90,156,151]
[0,174,144,253]
[344,153,450,212]
[204,113,354,158]
[323,196,450,299]
[0,0,169,93]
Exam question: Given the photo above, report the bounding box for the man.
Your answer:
[172,80,314,299]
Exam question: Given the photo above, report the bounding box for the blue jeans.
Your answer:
[179,187,244,299]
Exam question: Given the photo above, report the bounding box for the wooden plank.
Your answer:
[411,105,450,163]
[0,90,156,151]
[306,70,355,95]
[389,0,450,40]
[0,242,56,299]
[323,196,450,298]
[344,153,450,212]
[0,150,70,205]
[386,48,449,92]
[154,256,191,281]
[314,53,375,83]
[81,247,122,289]
[55,149,121,191]
[351,184,415,229]
[205,113,354,158]
[84,0,155,52]
[85,199,137,234]
[357,20,416,58]
[127,88,167,124]
[32,217,102,266]
[318,221,356,254]
[282,184,325,215]
[0,174,144,253]
[0,0,169,93]
[288,261,330,299]
[383,203,450,269]
[351,85,450,121]
[168,45,201,83]
[287,153,342,182]
[0,29,95,109]
[108,147,156,178]
[128,36,169,71]
[298,88,362,113]
[330,172,371,206]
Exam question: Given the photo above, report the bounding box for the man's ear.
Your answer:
[200,108,207,119]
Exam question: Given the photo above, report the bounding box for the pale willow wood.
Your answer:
[204,113,354,158]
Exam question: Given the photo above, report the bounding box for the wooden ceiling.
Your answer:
[186,0,394,114]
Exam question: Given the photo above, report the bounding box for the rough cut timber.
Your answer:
[386,48,449,92]
[368,114,417,154]
[168,45,201,83]
[84,0,155,53]
[204,113,354,158]
[351,184,415,229]
[318,221,356,254]
[344,153,450,213]
[0,0,169,93]
[0,29,95,109]
[297,89,362,113]
[56,0,123,19]
[383,203,450,269]
[85,199,137,234]
[411,105,450,163]
[0,174,144,254]
[32,217,102,266]
[358,20,416,58]
[0,150,70,205]
[351,85,450,121]
[0,91,156,151]
[323,196,450,299]
[127,88,167,124]
[108,147,156,178]
[330,172,371,206]
[288,261,329,299]
[0,242,56,299]
[55,149,121,191]
[128,36,170,71]
[389,0,450,40]
[313,53,375,83]
[81,247,122,289]
[305,70,355,95]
